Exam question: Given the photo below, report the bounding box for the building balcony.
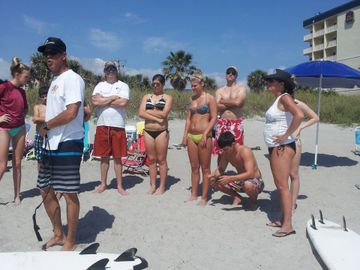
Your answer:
[326,24,337,33]
[313,44,324,52]
[326,55,337,61]
[303,47,313,55]
[313,29,325,38]
[326,40,337,48]
[304,33,312,41]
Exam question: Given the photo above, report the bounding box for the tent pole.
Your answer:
[313,74,322,170]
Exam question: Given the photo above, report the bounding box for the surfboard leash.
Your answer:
[32,135,52,242]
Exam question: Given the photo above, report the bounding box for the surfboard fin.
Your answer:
[343,216,348,232]
[133,256,149,270]
[86,258,109,270]
[115,247,137,261]
[319,210,324,224]
[80,243,100,255]
[311,214,317,230]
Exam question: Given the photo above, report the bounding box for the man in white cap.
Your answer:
[214,66,246,158]
[92,61,130,195]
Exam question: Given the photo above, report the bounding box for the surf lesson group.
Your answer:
[0,35,323,253]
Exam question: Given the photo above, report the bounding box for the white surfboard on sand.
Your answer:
[0,243,148,270]
[306,211,360,270]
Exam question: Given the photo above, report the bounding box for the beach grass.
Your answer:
[25,86,360,126]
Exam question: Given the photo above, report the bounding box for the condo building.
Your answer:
[303,0,360,70]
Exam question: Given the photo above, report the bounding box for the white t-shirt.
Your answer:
[45,69,85,150]
[92,80,130,128]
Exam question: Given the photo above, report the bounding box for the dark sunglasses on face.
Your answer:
[43,51,59,57]
[266,79,278,83]
[104,66,118,73]
[226,71,237,76]
[152,82,161,88]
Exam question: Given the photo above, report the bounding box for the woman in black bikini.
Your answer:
[138,74,173,194]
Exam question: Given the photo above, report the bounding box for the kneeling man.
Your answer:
[210,131,264,209]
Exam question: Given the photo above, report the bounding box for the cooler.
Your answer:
[355,126,360,153]
[125,125,137,141]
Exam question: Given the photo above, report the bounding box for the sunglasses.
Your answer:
[43,51,60,57]
[151,82,161,88]
[104,66,118,73]
[226,71,237,76]
[266,79,279,83]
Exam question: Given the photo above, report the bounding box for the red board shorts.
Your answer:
[93,126,127,158]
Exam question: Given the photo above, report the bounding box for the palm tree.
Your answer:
[162,50,197,91]
[30,53,52,87]
[247,70,268,93]
[204,76,217,90]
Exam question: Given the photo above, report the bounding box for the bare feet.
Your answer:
[232,196,243,206]
[61,242,77,251]
[117,186,129,195]
[266,221,282,228]
[14,196,21,206]
[94,184,107,193]
[154,188,165,195]
[197,199,208,207]
[185,196,197,202]
[147,185,156,195]
[42,236,65,251]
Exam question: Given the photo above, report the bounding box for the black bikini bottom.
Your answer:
[268,141,296,155]
[144,129,169,139]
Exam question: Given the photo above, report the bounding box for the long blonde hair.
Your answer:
[10,57,30,77]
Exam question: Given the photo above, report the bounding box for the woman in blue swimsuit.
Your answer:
[182,72,217,206]
[138,74,173,194]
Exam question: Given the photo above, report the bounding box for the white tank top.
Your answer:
[263,93,295,147]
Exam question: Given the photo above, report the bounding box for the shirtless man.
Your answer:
[214,66,246,155]
[210,131,264,210]
[32,86,48,170]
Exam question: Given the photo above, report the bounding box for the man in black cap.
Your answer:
[214,66,246,158]
[37,37,85,250]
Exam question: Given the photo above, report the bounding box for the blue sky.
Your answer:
[0,0,349,87]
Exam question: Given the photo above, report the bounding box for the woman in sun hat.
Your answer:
[263,69,304,237]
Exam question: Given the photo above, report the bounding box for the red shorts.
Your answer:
[213,117,244,154]
[93,126,127,158]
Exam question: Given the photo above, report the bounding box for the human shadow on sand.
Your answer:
[63,206,115,244]
[164,175,181,191]
[300,152,358,168]
[20,188,40,200]
[108,175,144,190]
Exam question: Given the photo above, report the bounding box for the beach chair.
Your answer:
[122,123,149,175]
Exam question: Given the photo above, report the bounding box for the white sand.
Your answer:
[0,118,359,269]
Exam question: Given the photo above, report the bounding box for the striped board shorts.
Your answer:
[37,139,83,193]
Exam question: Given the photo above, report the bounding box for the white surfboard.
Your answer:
[306,213,360,270]
[0,244,148,270]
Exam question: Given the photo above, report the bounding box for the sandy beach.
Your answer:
[0,118,359,269]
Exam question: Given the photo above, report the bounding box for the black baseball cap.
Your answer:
[37,37,66,53]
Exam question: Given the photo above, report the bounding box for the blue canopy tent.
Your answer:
[286,61,360,169]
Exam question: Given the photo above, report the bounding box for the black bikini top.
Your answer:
[145,95,166,111]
